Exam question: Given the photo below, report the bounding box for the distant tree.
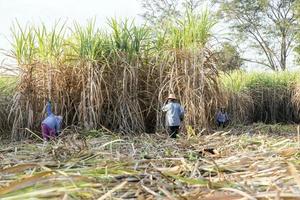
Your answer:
[293,0,300,63]
[140,0,205,26]
[217,0,298,71]
[215,42,243,71]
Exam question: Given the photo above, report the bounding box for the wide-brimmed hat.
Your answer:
[167,94,176,100]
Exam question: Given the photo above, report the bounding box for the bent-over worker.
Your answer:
[162,94,184,138]
[41,101,63,141]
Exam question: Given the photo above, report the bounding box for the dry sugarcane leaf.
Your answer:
[0,186,80,200]
[141,185,160,198]
[255,192,300,199]
[0,171,55,196]
[277,147,299,157]
[220,188,257,200]
[97,181,127,200]
[155,165,183,175]
[287,162,300,190]
[158,186,177,200]
[202,191,242,200]
[0,163,40,174]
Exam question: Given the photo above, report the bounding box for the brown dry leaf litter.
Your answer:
[0,130,300,200]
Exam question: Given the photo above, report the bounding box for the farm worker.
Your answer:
[162,94,184,138]
[41,101,63,141]
[216,107,229,128]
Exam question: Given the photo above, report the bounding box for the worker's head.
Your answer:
[220,107,225,112]
[167,94,177,103]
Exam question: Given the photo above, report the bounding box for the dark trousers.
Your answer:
[168,126,180,138]
[217,121,227,128]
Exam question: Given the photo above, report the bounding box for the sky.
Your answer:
[0,0,229,65]
[0,0,297,71]
[0,0,142,60]
[0,0,261,71]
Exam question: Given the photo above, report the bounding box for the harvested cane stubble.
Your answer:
[0,130,300,199]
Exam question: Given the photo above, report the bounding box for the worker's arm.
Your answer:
[225,113,229,121]
[216,112,221,122]
[55,116,63,136]
[180,106,184,121]
[46,101,52,116]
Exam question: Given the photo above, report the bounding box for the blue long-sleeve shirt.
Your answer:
[216,111,229,123]
[162,102,184,126]
[42,102,62,133]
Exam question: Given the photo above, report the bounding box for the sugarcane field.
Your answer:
[2,0,300,199]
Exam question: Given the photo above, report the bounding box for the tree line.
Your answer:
[140,0,300,71]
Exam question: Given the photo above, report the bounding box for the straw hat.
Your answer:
[167,94,176,100]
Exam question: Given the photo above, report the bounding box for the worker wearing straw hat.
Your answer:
[41,101,63,141]
[162,94,184,138]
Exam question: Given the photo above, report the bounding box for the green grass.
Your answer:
[221,70,300,93]
[220,70,300,124]
[0,76,17,95]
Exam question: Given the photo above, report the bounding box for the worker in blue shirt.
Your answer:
[216,107,229,128]
[162,94,184,138]
[41,101,63,141]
